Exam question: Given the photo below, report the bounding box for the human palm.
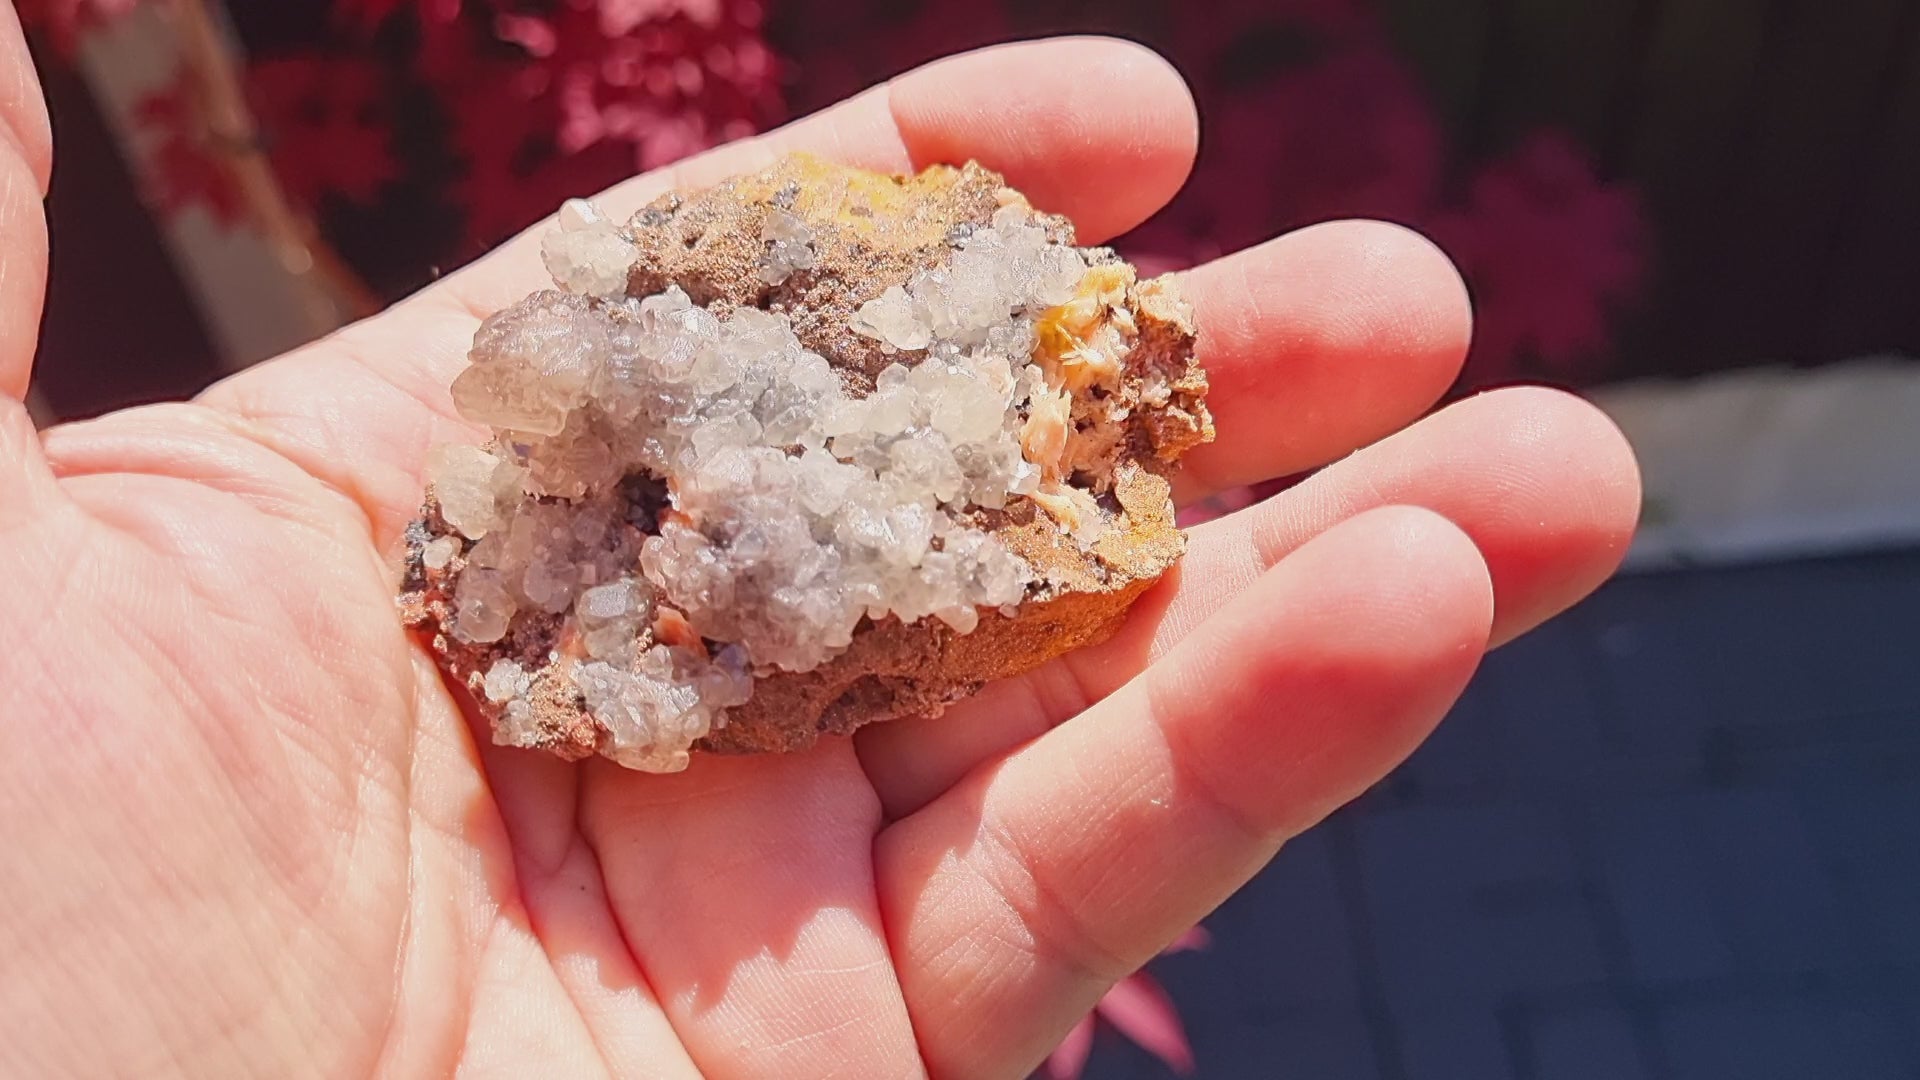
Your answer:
[0,34,1639,1080]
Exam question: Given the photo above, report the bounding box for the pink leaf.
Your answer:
[1042,1016,1097,1080]
[1166,925,1213,954]
[1097,973,1198,1076]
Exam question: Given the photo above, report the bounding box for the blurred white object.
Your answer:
[1595,358,1920,571]
[74,3,360,371]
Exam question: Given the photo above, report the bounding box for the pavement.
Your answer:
[1083,549,1920,1079]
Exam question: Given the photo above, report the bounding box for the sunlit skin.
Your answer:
[0,24,1639,1079]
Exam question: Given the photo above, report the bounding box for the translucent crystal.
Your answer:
[759,208,816,285]
[575,644,751,773]
[542,199,639,299]
[849,285,931,351]
[452,569,517,643]
[428,210,1130,771]
[428,445,519,539]
[421,535,461,570]
[483,659,533,703]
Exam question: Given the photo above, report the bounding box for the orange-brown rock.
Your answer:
[399,154,1211,761]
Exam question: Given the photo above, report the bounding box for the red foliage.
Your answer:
[1429,133,1646,385]
[29,0,778,252]
[441,73,642,244]
[1106,0,1643,384]
[770,0,1014,110]
[487,1,773,166]
[332,0,463,31]
[24,0,1649,387]
[127,53,400,228]
[402,0,782,245]
[1125,39,1441,268]
[246,55,400,208]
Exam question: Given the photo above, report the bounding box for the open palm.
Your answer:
[0,32,1639,1080]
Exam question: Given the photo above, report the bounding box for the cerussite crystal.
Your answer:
[399,154,1212,772]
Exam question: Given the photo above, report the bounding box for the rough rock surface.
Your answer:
[399,154,1211,768]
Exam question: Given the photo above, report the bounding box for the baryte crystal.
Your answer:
[452,569,516,644]
[483,659,533,703]
[427,445,515,539]
[759,208,816,285]
[543,199,639,299]
[848,285,930,351]
[401,154,1212,772]
[420,536,460,570]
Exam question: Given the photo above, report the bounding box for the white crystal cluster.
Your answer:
[426,199,1111,770]
[758,208,816,284]
[848,207,1086,352]
[541,199,637,299]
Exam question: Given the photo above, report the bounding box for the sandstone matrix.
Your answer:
[398,154,1213,772]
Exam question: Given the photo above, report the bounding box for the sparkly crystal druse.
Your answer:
[400,155,1211,772]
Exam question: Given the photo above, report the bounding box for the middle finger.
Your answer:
[857,386,1640,818]
[1169,218,1475,505]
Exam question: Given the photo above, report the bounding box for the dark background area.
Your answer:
[1382,0,1920,377]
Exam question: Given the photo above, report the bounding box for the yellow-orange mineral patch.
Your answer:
[1019,263,1144,522]
[1033,263,1136,394]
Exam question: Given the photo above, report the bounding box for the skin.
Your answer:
[0,27,1640,1080]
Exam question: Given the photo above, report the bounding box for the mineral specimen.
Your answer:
[399,154,1212,772]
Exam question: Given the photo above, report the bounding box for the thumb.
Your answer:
[0,2,54,400]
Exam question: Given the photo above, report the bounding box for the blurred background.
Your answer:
[17,0,1919,1076]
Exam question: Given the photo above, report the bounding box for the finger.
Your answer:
[0,2,50,400]
[578,747,927,1080]
[1171,220,1473,503]
[202,36,1200,542]
[878,506,1494,1078]
[1186,386,1640,647]
[433,36,1199,319]
[0,5,52,192]
[382,657,703,1079]
[0,395,60,528]
[858,386,1638,817]
[451,706,705,1080]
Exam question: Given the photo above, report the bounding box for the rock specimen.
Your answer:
[399,154,1211,772]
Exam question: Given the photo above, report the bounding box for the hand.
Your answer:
[0,35,1639,1079]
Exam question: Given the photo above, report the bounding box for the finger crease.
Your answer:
[977,813,1136,988]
